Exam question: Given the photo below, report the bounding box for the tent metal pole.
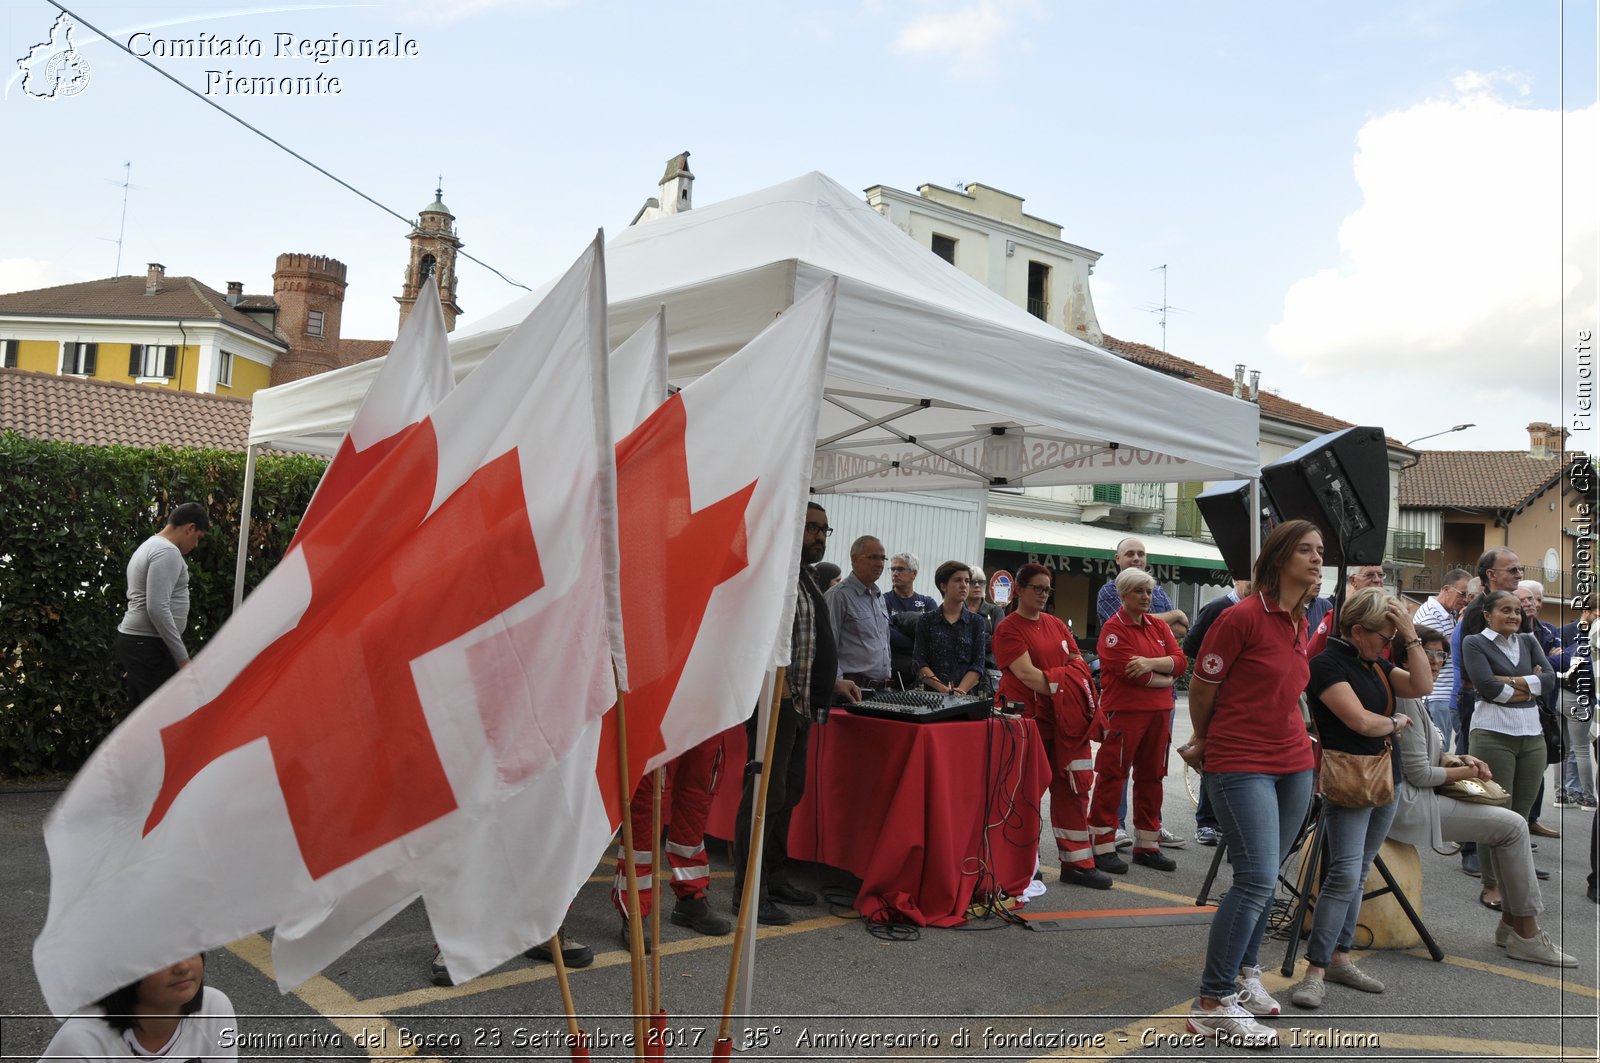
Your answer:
[232,445,258,613]
[1249,476,1262,566]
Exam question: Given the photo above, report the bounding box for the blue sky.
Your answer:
[2,0,1594,453]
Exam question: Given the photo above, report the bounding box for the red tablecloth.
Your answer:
[705,712,1050,927]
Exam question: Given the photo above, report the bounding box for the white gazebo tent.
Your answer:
[240,170,1266,1014]
[247,172,1259,491]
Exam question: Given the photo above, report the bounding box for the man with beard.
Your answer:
[732,502,861,925]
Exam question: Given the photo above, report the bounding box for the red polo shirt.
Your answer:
[994,611,1079,713]
[1098,609,1186,713]
[1191,592,1315,774]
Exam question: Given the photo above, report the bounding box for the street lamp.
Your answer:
[1405,423,1475,447]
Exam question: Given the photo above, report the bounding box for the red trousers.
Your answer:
[611,731,724,918]
[1089,710,1171,854]
[1026,701,1096,871]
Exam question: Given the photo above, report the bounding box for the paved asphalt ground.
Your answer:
[3,700,1598,1061]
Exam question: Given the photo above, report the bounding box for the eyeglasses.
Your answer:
[1494,565,1524,575]
[1024,583,1052,594]
[890,566,910,573]
[1425,650,1449,662]
[862,554,888,562]
[804,522,833,537]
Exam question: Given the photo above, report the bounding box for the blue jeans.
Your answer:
[1427,697,1458,753]
[1200,770,1315,999]
[1305,796,1398,968]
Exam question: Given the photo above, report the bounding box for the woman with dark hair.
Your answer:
[912,561,987,695]
[1182,519,1323,1048]
[1389,626,1575,966]
[992,563,1108,889]
[812,561,842,590]
[1463,589,1556,910]
[39,954,236,1060]
[1288,587,1431,1009]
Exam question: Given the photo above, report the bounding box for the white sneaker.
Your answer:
[1235,965,1282,1016]
[1114,828,1133,850]
[1187,993,1278,1048]
[1159,826,1187,849]
[1506,928,1579,968]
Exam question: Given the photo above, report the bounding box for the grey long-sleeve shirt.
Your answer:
[117,535,192,663]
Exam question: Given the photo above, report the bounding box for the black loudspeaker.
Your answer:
[1196,480,1280,581]
[1261,426,1390,566]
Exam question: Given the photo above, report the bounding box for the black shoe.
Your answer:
[524,929,594,969]
[1094,852,1129,875]
[1060,865,1115,890]
[768,880,817,906]
[733,896,794,925]
[1535,868,1551,881]
[1461,851,1481,878]
[1132,849,1178,872]
[429,946,452,987]
[671,895,733,936]
[618,920,652,953]
[1587,882,1598,904]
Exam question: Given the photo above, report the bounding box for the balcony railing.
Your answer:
[1027,298,1047,320]
[1393,530,1426,564]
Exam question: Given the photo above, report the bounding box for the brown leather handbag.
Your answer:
[1317,663,1395,809]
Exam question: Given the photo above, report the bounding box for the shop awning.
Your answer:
[986,513,1227,572]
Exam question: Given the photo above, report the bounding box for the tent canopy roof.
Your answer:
[249,172,1259,490]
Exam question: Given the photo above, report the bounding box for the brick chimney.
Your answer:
[225,281,243,306]
[1527,421,1568,459]
[145,263,165,296]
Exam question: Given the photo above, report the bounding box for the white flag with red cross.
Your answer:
[33,237,622,1014]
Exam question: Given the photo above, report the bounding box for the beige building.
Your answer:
[1398,422,1594,622]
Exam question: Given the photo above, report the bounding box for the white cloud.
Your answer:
[1268,75,1597,408]
[892,0,1035,72]
[0,258,92,294]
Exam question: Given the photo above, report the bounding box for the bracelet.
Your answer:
[1404,638,1422,649]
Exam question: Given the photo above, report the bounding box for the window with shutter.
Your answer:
[2,340,16,369]
[162,345,176,378]
[128,344,144,376]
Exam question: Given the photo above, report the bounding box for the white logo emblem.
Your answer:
[17,13,91,99]
[1103,632,1119,648]
[1201,653,1224,675]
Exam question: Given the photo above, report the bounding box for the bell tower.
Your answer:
[397,185,463,332]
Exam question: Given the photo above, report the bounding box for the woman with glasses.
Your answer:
[1182,520,1322,1048]
[1088,567,1186,874]
[1287,587,1432,1009]
[1388,626,1576,967]
[1462,590,1556,911]
[992,563,1109,889]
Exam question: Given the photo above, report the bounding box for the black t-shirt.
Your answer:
[1309,636,1397,766]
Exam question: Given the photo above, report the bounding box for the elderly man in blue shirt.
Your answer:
[826,535,892,690]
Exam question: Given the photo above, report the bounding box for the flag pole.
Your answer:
[547,935,590,1061]
[648,768,666,1061]
[714,666,786,1060]
[612,680,649,1062]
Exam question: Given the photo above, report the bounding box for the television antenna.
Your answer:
[97,162,141,275]
[1135,263,1190,351]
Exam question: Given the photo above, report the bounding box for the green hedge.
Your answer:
[0,433,327,777]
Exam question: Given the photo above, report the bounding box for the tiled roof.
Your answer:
[1397,449,1576,511]
[339,338,392,367]
[0,275,287,349]
[0,368,251,450]
[1099,334,1360,437]
[234,295,277,311]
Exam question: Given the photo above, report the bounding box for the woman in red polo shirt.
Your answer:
[1089,566,1186,873]
[993,563,1110,889]
[1182,519,1322,1049]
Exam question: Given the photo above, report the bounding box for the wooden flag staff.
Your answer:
[648,769,666,1061]
[612,681,649,1062]
[713,666,787,1060]
[547,936,590,1061]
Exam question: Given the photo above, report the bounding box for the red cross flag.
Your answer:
[33,237,623,1015]
[419,280,835,986]
[267,309,672,989]
[289,274,455,547]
